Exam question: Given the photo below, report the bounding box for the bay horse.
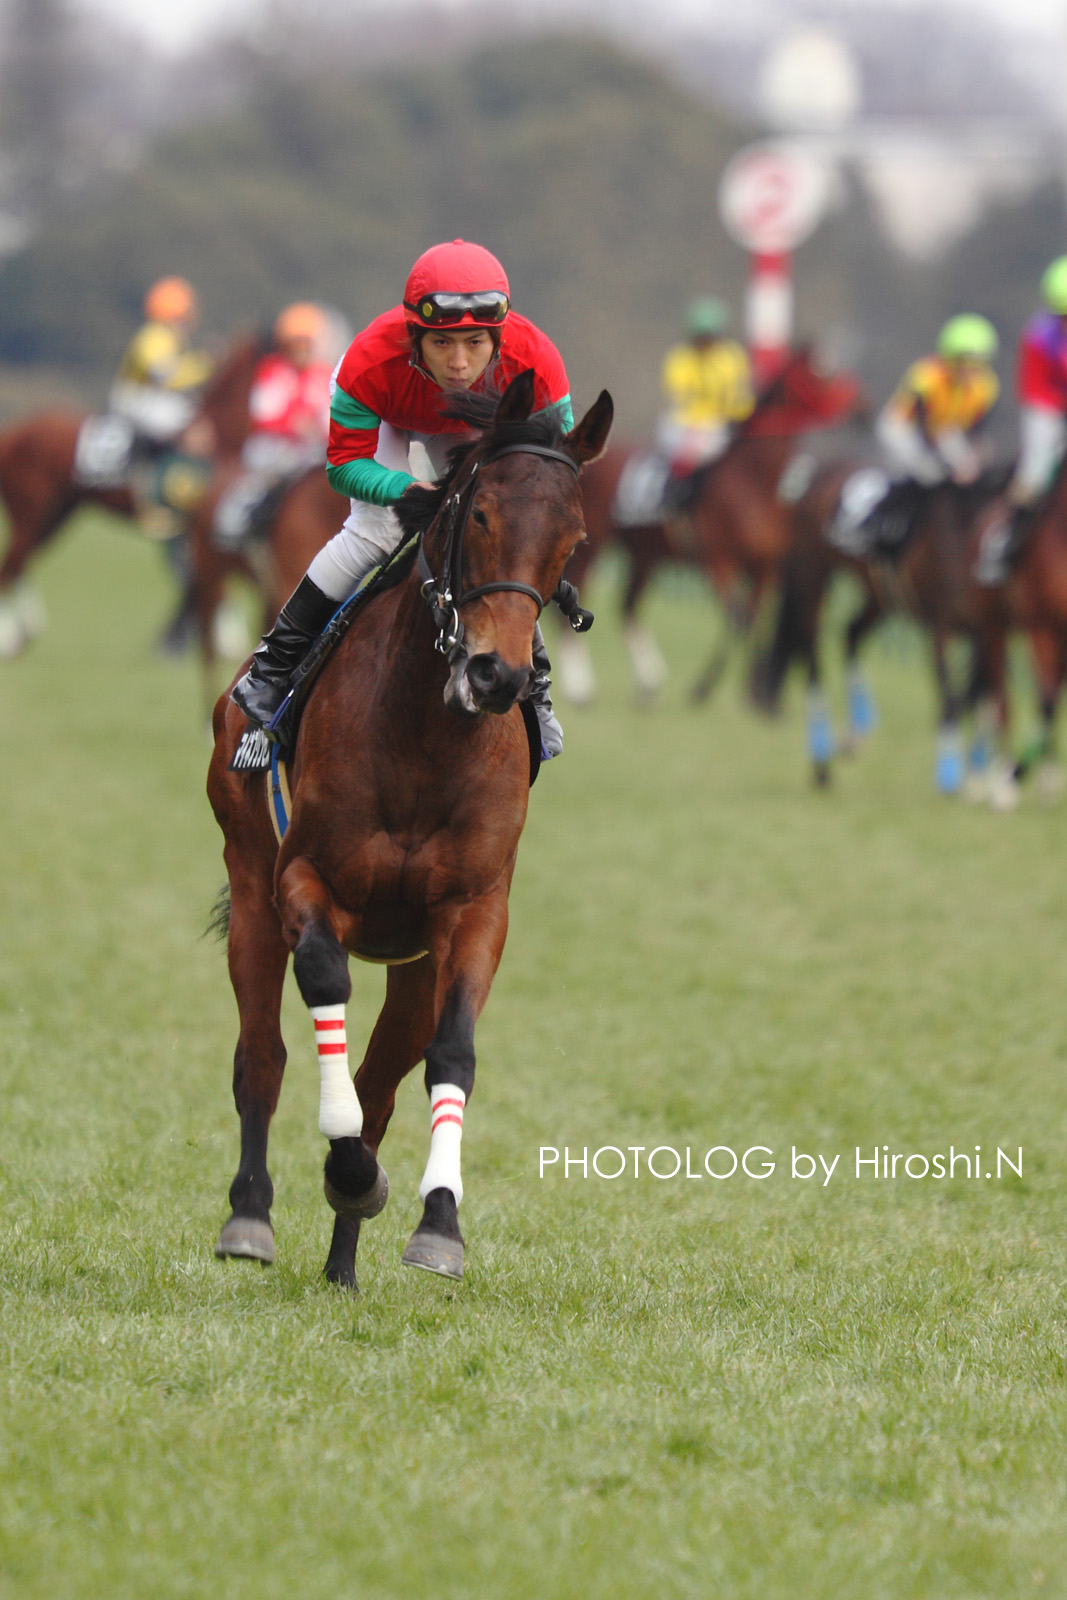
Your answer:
[559,347,864,704]
[751,462,1014,790]
[207,371,613,1289]
[966,453,1067,807]
[0,333,263,658]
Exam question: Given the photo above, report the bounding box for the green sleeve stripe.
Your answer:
[537,394,573,432]
[326,457,415,505]
[330,388,381,430]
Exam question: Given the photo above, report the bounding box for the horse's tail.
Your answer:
[749,551,811,713]
[204,883,231,942]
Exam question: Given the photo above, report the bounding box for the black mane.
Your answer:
[395,384,567,539]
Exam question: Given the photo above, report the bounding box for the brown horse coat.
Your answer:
[207,372,613,1288]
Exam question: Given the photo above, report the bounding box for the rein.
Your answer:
[416,440,594,660]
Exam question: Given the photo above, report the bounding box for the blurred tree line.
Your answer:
[0,26,1063,435]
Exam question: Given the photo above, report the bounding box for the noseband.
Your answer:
[416,441,594,660]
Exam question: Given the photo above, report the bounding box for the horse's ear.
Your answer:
[497,368,536,424]
[563,390,614,466]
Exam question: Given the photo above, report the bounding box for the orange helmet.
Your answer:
[274,302,326,348]
[144,276,197,323]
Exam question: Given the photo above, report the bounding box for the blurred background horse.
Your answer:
[751,461,1017,793]
[0,333,263,659]
[561,348,864,704]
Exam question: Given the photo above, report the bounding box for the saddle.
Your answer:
[228,536,543,793]
[828,471,928,560]
[213,466,314,553]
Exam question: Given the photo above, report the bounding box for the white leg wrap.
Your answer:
[311,1004,363,1139]
[623,621,669,693]
[417,1083,466,1205]
[557,631,598,705]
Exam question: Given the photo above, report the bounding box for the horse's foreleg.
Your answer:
[401,892,510,1281]
[321,957,439,1289]
[215,846,290,1265]
[931,632,964,796]
[556,626,598,706]
[278,859,388,1238]
[979,623,1021,811]
[840,592,884,751]
[621,533,669,702]
[1021,628,1066,803]
[0,482,62,658]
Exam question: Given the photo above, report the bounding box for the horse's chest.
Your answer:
[329,823,509,913]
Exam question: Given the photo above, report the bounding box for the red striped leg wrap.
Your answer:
[311,1004,363,1139]
[417,1082,466,1204]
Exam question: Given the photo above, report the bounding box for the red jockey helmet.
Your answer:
[403,240,511,330]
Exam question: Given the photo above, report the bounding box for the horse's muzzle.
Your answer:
[446,652,533,716]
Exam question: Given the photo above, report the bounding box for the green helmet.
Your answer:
[1041,256,1067,314]
[686,296,729,338]
[937,313,998,362]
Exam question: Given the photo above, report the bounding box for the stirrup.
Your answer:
[231,667,289,729]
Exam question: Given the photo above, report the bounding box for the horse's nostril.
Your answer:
[466,654,502,695]
[466,653,531,708]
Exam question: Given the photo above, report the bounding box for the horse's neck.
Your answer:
[726,433,794,489]
[370,573,443,717]
[199,342,260,458]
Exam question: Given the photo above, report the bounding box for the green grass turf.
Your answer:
[1,513,1065,1598]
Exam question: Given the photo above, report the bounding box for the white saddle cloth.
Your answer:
[72,414,136,489]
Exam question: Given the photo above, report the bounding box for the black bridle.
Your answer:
[416,441,594,660]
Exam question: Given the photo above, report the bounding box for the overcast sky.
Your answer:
[86,0,1067,55]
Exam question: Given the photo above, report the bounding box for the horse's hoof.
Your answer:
[401,1229,465,1280]
[988,759,1021,813]
[215,1215,274,1264]
[323,1162,388,1220]
[0,613,29,661]
[324,1261,359,1293]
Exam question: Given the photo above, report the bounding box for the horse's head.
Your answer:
[402,370,613,719]
[743,346,866,439]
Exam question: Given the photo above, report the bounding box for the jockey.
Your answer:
[243,302,333,475]
[876,314,999,488]
[212,303,334,551]
[656,297,754,492]
[232,240,573,755]
[973,260,1067,584]
[110,277,213,448]
[1007,256,1067,525]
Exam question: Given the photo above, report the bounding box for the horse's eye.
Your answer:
[471,506,488,528]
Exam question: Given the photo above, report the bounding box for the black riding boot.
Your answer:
[231,575,338,729]
[529,623,564,758]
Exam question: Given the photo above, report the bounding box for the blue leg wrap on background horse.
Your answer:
[847,670,878,740]
[807,690,835,767]
[935,724,964,795]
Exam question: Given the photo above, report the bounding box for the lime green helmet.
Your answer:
[686,296,729,338]
[1041,256,1067,314]
[937,313,998,362]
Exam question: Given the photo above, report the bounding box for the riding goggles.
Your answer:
[407,291,510,326]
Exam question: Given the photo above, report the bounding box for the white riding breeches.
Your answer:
[307,421,448,602]
[936,428,982,484]
[241,433,322,476]
[875,411,946,486]
[108,381,196,445]
[1012,405,1067,504]
[654,416,729,468]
